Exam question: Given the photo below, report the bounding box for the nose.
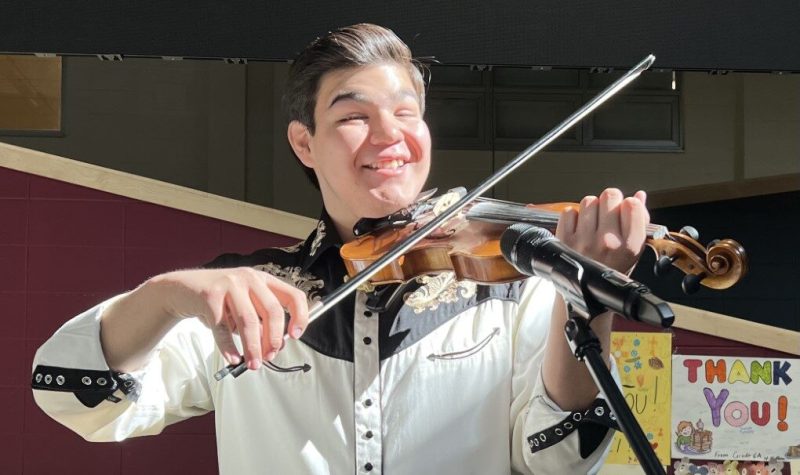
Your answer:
[369,112,403,145]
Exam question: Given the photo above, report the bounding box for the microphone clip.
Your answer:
[549,254,607,322]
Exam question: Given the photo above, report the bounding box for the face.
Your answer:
[289,63,431,238]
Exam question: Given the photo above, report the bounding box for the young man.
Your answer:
[33,24,649,474]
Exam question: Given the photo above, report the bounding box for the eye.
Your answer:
[395,107,420,118]
[338,115,368,123]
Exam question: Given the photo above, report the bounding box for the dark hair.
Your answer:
[282,23,426,189]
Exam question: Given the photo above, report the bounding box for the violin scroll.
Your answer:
[647,229,748,294]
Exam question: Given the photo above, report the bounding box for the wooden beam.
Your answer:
[0,141,317,239]
[670,302,800,355]
[648,173,800,209]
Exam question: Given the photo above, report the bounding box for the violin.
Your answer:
[341,188,748,294]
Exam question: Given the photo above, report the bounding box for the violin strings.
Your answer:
[466,201,559,226]
[466,199,667,239]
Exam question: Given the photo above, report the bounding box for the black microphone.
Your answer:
[500,223,674,327]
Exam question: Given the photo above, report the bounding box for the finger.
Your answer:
[597,188,624,237]
[208,294,241,365]
[620,196,649,252]
[265,276,309,340]
[224,307,238,334]
[634,190,647,205]
[576,195,599,240]
[555,206,578,241]
[249,285,286,361]
[226,285,263,370]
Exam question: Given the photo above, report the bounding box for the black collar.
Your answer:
[299,208,344,272]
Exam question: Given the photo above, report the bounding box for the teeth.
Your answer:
[369,160,405,169]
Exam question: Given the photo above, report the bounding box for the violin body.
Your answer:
[341,190,748,293]
[343,207,522,285]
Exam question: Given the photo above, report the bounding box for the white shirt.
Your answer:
[32,215,618,475]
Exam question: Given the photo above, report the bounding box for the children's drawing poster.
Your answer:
[672,355,799,460]
[606,332,672,465]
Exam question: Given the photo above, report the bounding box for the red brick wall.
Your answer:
[1,165,297,474]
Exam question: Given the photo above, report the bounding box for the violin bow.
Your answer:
[215,54,656,380]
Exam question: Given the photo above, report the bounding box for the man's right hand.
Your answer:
[151,268,310,370]
[101,268,309,373]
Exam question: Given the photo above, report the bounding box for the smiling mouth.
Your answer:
[365,159,408,170]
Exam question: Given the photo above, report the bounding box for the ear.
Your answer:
[287,120,314,168]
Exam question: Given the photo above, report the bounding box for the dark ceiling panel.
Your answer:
[2,1,799,71]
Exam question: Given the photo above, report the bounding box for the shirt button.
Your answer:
[365,430,373,439]
[363,337,372,345]
[364,311,373,317]
[364,399,373,407]
[365,462,374,471]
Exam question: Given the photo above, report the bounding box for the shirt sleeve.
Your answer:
[509,277,620,475]
[31,295,216,442]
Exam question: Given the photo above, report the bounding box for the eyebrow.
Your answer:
[328,89,418,109]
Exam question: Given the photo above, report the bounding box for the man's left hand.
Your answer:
[554,188,649,274]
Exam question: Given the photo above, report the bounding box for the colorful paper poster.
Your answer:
[672,355,799,460]
[606,332,672,465]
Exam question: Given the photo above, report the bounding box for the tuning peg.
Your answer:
[679,226,699,240]
[706,239,720,250]
[682,272,706,294]
[654,255,676,277]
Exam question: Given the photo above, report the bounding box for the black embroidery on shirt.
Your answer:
[427,327,500,361]
[527,398,620,458]
[263,361,311,373]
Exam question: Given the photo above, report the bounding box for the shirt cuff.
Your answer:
[524,355,621,459]
[31,294,142,407]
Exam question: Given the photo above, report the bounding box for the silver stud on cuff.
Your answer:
[56,375,65,385]
[81,376,92,385]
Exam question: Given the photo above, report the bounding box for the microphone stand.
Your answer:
[551,257,668,475]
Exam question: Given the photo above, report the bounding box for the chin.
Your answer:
[366,188,418,215]
[358,201,406,219]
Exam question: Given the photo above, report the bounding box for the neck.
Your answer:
[333,220,357,243]
[323,203,358,243]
